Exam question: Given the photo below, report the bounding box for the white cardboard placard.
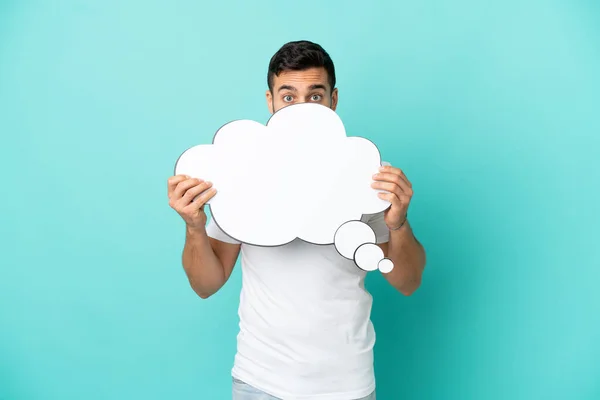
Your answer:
[175,103,394,272]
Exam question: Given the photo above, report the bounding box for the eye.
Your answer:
[310,94,323,102]
[283,95,294,102]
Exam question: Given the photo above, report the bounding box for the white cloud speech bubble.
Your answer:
[174,103,394,272]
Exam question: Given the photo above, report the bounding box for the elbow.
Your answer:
[194,286,214,299]
[401,258,426,296]
[188,281,214,300]
[183,267,216,299]
[400,286,418,296]
[399,276,422,297]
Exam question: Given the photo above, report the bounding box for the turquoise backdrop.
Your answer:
[1,1,599,399]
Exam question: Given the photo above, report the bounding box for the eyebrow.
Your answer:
[277,84,328,92]
[308,84,327,91]
[278,85,297,92]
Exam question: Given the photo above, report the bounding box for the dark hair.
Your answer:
[267,40,336,92]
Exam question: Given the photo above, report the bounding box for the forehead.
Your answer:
[273,67,330,91]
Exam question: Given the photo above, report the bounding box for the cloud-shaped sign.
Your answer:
[174,103,394,272]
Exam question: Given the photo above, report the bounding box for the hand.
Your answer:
[371,165,413,230]
[167,175,217,232]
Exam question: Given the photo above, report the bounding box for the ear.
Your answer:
[331,88,339,111]
[266,90,274,114]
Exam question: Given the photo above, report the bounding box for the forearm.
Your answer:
[383,221,426,295]
[182,226,227,298]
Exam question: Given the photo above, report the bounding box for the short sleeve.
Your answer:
[205,217,241,245]
[362,211,390,244]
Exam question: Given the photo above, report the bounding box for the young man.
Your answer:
[167,41,426,400]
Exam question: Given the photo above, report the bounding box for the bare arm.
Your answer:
[168,175,241,299]
[182,227,240,298]
[372,165,427,296]
[378,221,426,296]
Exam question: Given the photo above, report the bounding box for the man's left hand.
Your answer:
[371,165,413,230]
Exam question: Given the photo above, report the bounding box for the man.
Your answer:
[167,40,426,400]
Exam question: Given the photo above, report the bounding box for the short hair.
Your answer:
[267,40,336,92]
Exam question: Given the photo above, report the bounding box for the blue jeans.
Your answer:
[232,377,376,400]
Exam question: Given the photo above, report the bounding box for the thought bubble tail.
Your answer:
[334,220,376,260]
[378,258,394,273]
[334,220,394,273]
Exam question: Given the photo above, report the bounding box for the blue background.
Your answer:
[1,1,599,399]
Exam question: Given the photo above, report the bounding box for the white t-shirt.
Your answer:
[206,212,389,400]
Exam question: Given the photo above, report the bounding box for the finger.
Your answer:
[168,175,189,197]
[398,168,409,181]
[173,178,203,200]
[379,165,401,175]
[371,181,403,198]
[373,172,411,191]
[377,166,412,187]
[377,191,402,207]
[397,170,411,188]
[375,171,412,195]
[378,191,411,215]
[372,178,414,199]
[184,187,217,211]
[180,181,213,205]
[373,168,412,188]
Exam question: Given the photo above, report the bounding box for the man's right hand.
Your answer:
[168,175,217,232]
